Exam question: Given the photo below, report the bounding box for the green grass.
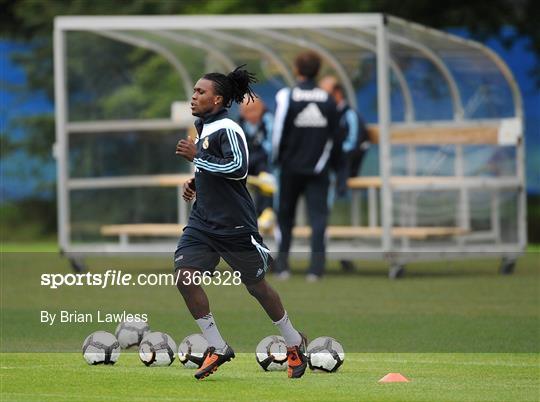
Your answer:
[1,353,539,402]
[2,241,539,253]
[1,248,539,400]
[2,241,540,253]
[1,242,58,253]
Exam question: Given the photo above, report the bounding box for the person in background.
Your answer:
[238,98,275,232]
[319,75,370,273]
[319,75,369,198]
[272,51,341,282]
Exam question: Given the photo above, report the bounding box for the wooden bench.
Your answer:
[346,176,518,190]
[98,122,504,246]
[366,123,499,145]
[348,176,463,189]
[100,223,467,244]
[101,224,184,237]
[292,225,468,240]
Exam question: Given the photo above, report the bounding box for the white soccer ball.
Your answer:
[138,332,176,367]
[255,335,288,371]
[177,333,209,369]
[307,336,345,373]
[115,320,150,349]
[82,331,120,365]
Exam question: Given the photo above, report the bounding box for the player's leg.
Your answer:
[220,232,308,379]
[336,153,350,198]
[176,270,235,380]
[245,279,302,346]
[349,148,365,178]
[275,170,303,277]
[245,278,283,320]
[304,173,330,280]
[176,268,228,353]
[338,150,365,273]
[245,279,308,378]
[174,228,234,380]
[175,268,211,318]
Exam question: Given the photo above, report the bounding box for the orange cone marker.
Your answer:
[378,373,410,383]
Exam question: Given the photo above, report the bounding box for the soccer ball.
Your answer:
[115,320,150,349]
[307,336,345,373]
[255,335,288,371]
[82,331,120,365]
[177,333,209,368]
[138,332,176,367]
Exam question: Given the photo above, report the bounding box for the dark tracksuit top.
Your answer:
[187,109,258,236]
[334,101,369,195]
[272,80,340,276]
[272,79,340,174]
[239,111,273,175]
[239,111,274,215]
[338,102,363,154]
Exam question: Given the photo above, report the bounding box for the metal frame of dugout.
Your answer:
[53,14,526,277]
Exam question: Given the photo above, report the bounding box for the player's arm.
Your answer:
[328,101,344,170]
[193,130,248,180]
[176,138,196,162]
[271,87,290,165]
[262,112,274,161]
[182,178,196,202]
[342,109,359,153]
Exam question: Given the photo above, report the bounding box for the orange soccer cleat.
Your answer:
[194,345,235,380]
[286,333,308,379]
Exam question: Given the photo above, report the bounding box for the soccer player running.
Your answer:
[175,65,307,380]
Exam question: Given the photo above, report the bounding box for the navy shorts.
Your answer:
[174,227,272,285]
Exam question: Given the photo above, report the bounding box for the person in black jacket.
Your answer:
[320,75,370,273]
[319,75,370,198]
[175,65,308,380]
[272,51,341,282]
[238,98,274,218]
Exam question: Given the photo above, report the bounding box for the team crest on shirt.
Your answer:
[203,137,209,149]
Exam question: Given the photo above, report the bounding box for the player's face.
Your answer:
[191,79,221,117]
[240,99,264,124]
[318,77,335,93]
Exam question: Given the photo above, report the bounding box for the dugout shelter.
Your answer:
[53,14,526,277]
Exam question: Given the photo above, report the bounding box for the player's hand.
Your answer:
[176,137,196,162]
[182,178,196,202]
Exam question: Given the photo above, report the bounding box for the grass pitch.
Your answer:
[1,352,538,402]
[1,247,539,401]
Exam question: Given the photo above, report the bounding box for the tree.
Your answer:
[2,0,538,95]
[1,0,538,240]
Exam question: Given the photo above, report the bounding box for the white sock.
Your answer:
[196,313,227,353]
[273,311,301,347]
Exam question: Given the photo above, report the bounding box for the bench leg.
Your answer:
[499,257,516,275]
[119,233,129,247]
[340,260,356,273]
[351,190,360,226]
[68,256,87,273]
[368,187,378,227]
[389,263,405,279]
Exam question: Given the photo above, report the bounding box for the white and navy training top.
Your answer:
[272,79,341,175]
[187,109,258,236]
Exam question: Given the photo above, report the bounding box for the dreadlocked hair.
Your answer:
[203,64,257,108]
